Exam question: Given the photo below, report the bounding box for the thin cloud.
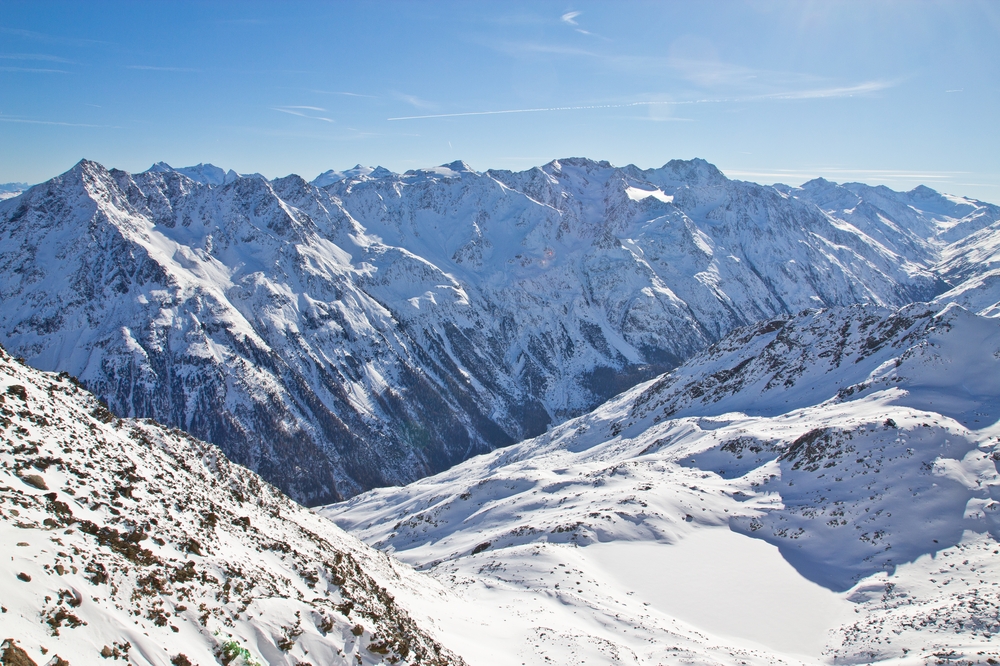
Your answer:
[561,11,581,25]
[634,115,695,123]
[0,116,111,127]
[272,107,334,123]
[490,38,876,101]
[820,168,968,177]
[387,83,892,121]
[215,18,266,25]
[127,65,200,72]
[229,124,382,141]
[758,80,895,100]
[670,58,756,87]
[494,41,598,58]
[0,53,75,63]
[394,93,436,110]
[0,26,111,47]
[310,90,377,98]
[559,11,603,38]
[0,66,68,74]
[723,167,970,183]
[389,101,673,121]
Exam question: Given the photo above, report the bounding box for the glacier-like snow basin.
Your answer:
[625,186,674,203]
[584,527,855,658]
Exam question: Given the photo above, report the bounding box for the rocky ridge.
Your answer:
[0,343,464,666]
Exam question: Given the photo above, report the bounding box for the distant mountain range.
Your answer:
[1,157,998,504]
[0,181,29,200]
[4,156,1000,665]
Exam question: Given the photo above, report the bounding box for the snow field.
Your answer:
[326,303,1000,665]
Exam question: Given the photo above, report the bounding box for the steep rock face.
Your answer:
[0,161,510,504]
[329,157,961,416]
[485,158,943,337]
[930,217,1000,319]
[788,178,1000,248]
[1,157,998,502]
[0,345,464,666]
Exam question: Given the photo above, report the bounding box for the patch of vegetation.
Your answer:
[218,640,261,666]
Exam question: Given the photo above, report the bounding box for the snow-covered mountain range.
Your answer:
[0,182,29,201]
[4,154,1000,665]
[1,157,998,504]
[324,301,1000,665]
[0,342,464,666]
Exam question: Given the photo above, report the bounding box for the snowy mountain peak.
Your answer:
[403,161,474,180]
[658,157,728,187]
[800,176,837,190]
[147,160,174,173]
[145,161,232,186]
[312,164,376,188]
[441,159,471,171]
[69,157,109,178]
[551,157,612,170]
[908,183,938,198]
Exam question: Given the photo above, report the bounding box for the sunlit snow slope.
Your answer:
[0,344,464,666]
[325,302,1000,665]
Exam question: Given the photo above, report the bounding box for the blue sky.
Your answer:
[2,1,998,202]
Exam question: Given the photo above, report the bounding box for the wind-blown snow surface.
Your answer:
[0,344,464,666]
[2,157,999,503]
[324,303,1000,665]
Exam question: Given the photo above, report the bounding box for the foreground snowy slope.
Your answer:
[325,303,1000,665]
[0,344,463,666]
[2,157,998,503]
